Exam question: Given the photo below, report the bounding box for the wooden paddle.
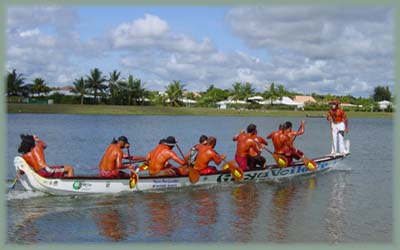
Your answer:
[302,155,317,171]
[122,159,146,166]
[9,176,18,190]
[175,143,200,184]
[212,148,244,181]
[263,147,289,168]
[292,121,317,171]
[221,159,244,182]
[127,148,139,189]
[292,123,303,142]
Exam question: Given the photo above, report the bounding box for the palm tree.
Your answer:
[117,80,128,105]
[264,82,278,105]
[6,69,25,96]
[242,82,255,100]
[275,84,289,101]
[71,77,87,104]
[108,70,121,105]
[124,75,141,106]
[132,79,146,105]
[86,68,107,104]
[31,78,48,97]
[230,82,243,101]
[165,80,186,106]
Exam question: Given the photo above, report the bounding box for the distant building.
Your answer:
[340,103,362,108]
[260,96,303,108]
[216,101,227,109]
[49,89,78,96]
[216,99,247,109]
[247,96,264,103]
[166,98,197,105]
[293,95,317,105]
[378,100,392,110]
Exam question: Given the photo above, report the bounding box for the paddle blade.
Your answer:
[225,160,244,182]
[129,171,139,189]
[304,157,317,171]
[138,164,148,172]
[231,167,244,182]
[273,154,289,168]
[222,163,230,171]
[188,167,200,184]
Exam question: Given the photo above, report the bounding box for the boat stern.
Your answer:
[14,156,36,191]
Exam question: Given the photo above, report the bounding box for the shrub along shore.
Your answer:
[7,103,393,118]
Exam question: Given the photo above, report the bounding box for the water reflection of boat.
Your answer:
[92,201,127,241]
[189,189,218,226]
[144,193,177,238]
[8,198,50,243]
[13,153,349,195]
[230,183,260,242]
[268,183,297,241]
[325,173,348,243]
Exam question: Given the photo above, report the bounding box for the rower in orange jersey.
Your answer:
[18,134,74,178]
[193,136,226,175]
[248,129,267,169]
[282,120,305,165]
[267,124,286,155]
[98,136,137,178]
[146,136,186,177]
[233,124,261,171]
[184,135,208,166]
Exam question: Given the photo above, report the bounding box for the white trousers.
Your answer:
[331,122,347,154]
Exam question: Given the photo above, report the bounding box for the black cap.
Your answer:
[247,124,257,133]
[284,121,292,129]
[118,136,130,145]
[164,136,177,146]
[199,135,208,143]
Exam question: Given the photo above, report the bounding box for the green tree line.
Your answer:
[5,68,394,111]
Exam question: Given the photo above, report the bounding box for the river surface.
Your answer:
[5,114,392,243]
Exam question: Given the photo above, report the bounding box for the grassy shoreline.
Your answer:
[7,103,394,118]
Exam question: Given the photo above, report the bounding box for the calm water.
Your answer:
[6,114,392,243]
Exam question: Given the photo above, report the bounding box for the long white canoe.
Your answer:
[14,153,349,195]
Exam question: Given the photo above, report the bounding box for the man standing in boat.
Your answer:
[233,124,261,171]
[194,136,226,175]
[18,134,74,177]
[327,99,349,155]
[146,136,186,176]
[98,136,137,178]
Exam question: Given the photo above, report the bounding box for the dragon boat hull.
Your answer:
[14,154,349,195]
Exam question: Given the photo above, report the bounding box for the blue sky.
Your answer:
[6,5,394,96]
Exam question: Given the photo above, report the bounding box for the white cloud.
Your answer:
[6,6,108,87]
[226,6,394,96]
[6,6,394,97]
[111,14,215,55]
[114,14,169,38]
[19,28,40,37]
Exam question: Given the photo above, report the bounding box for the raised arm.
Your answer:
[233,130,245,141]
[293,120,305,136]
[33,135,47,149]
